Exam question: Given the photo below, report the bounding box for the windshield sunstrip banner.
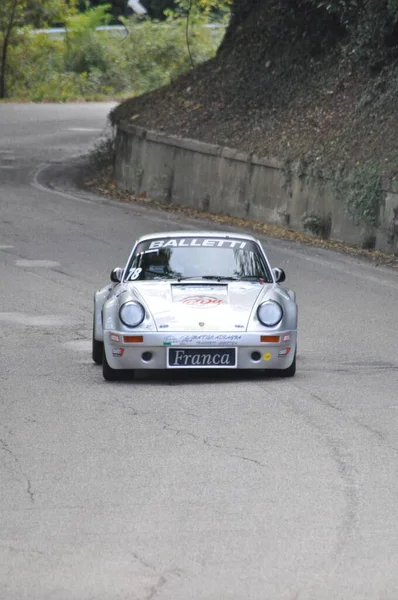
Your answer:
[148,238,247,249]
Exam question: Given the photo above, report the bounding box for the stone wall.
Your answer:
[115,121,398,253]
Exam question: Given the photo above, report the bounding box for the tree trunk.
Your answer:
[0,0,18,99]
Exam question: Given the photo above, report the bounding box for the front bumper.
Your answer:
[104,330,297,370]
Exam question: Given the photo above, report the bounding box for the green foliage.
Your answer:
[282,156,382,234]
[143,0,231,20]
[24,0,78,27]
[121,17,222,92]
[6,30,65,98]
[0,0,76,97]
[333,163,383,227]
[77,0,132,21]
[64,4,112,73]
[4,13,223,100]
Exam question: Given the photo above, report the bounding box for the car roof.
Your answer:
[136,230,259,243]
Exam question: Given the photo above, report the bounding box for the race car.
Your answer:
[92,231,298,380]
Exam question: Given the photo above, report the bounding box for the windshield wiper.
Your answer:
[177,275,264,282]
[176,275,237,282]
[201,275,238,281]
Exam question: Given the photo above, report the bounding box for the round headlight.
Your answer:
[119,301,145,327]
[257,301,283,327]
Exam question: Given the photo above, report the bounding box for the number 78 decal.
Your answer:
[127,267,142,281]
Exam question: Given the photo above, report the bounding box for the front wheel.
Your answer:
[102,348,133,381]
[278,353,296,377]
[92,335,103,365]
[92,313,103,365]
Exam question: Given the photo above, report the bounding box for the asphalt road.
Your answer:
[1,103,398,600]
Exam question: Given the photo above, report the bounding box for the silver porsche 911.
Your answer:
[92,231,298,380]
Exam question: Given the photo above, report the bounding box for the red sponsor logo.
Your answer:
[181,296,224,308]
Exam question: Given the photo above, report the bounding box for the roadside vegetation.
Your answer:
[109,0,398,243]
[0,1,226,102]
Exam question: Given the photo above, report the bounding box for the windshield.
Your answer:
[124,236,272,283]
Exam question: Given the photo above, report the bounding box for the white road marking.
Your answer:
[0,245,13,250]
[66,128,103,132]
[0,312,71,327]
[16,259,60,268]
[32,162,94,205]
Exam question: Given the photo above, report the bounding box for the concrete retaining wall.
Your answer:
[115,121,398,253]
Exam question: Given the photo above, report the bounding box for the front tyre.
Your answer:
[102,348,120,381]
[92,313,103,365]
[92,334,103,365]
[278,352,296,377]
[102,348,133,381]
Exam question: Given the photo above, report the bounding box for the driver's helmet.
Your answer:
[144,248,171,275]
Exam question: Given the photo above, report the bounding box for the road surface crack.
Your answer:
[0,437,35,504]
[163,422,266,468]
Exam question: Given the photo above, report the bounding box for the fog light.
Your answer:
[142,351,153,362]
[251,351,262,362]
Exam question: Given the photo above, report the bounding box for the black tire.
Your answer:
[102,348,134,381]
[102,348,119,381]
[92,332,103,365]
[278,353,296,378]
[92,312,103,365]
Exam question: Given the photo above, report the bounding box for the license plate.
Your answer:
[167,347,237,368]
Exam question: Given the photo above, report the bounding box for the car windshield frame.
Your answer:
[122,236,273,283]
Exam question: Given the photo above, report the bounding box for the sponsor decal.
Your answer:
[168,347,236,368]
[159,324,169,329]
[234,324,245,329]
[282,334,291,342]
[149,238,247,250]
[181,296,223,308]
[263,352,272,361]
[112,348,125,357]
[278,348,291,358]
[163,334,242,346]
[177,286,218,292]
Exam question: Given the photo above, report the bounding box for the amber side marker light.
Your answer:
[260,335,280,343]
[124,335,144,343]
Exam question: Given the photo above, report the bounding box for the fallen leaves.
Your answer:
[85,173,398,269]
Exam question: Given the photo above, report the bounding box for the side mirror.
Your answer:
[273,267,286,283]
[110,267,123,283]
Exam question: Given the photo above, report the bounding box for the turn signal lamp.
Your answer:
[260,335,280,343]
[124,335,144,343]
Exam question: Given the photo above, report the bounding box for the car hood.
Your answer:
[131,281,271,331]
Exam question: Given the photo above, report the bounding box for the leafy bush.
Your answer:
[4,11,224,101]
[6,31,65,98]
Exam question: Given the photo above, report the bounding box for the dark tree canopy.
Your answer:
[77,0,133,20]
[139,0,175,19]
[224,0,398,60]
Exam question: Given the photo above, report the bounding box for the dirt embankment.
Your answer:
[110,1,398,180]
